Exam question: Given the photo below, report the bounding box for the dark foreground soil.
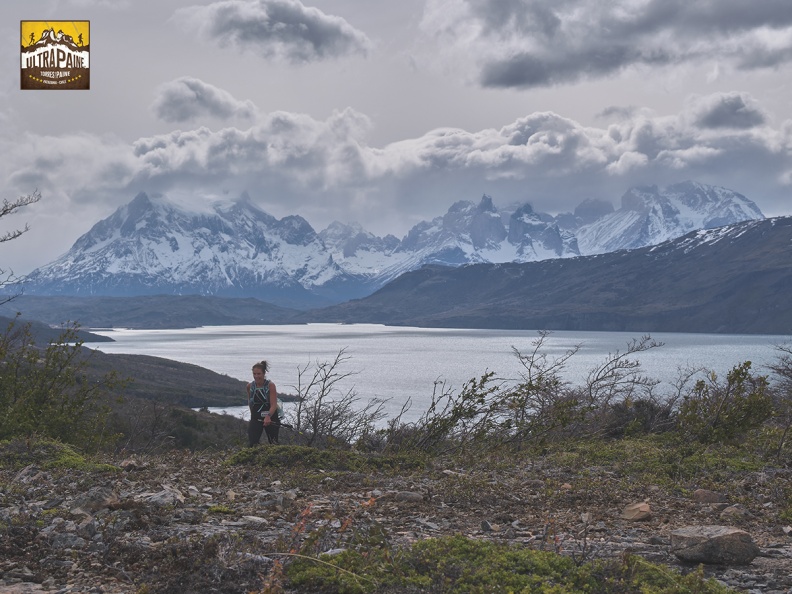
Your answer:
[1,444,791,593]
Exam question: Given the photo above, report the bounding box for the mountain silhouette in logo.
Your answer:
[22,27,88,54]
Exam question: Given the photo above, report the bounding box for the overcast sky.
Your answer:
[2,0,792,275]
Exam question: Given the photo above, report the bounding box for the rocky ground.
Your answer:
[1,446,791,594]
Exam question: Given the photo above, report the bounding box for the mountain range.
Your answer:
[6,214,792,334]
[294,216,792,334]
[16,181,763,308]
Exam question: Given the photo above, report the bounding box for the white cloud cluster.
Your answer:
[172,0,372,64]
[152,77,258,123]
[130,107,372,195]
[3,92,790,229]
[419,0,792,88]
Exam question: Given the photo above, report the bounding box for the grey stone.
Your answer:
[693,489,728,504]
[720,504,753,522]
[71,486,120,512]
[394,491,423,502]
[621,502,651,521]
[136,484,185,506]
[51,533,87,550]
[671,525,759,565]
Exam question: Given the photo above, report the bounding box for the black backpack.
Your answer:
[249,380,283,418]
[249,379,271,418]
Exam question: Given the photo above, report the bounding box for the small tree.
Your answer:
[0,316,124,451]
[496,330,581,447]
[387,371,503,455]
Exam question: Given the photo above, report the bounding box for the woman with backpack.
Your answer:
[247,360,280,446]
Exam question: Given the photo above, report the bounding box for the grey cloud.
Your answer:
[688,92,767,130]
[173,0,372,64]
[126,92,791,220]
[470,0,562,38]
[421,0,792,89]
[152,77,258,123]
[130,108,372,194]
[480,44,645,88]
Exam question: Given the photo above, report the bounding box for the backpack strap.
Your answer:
[250,379,270,413]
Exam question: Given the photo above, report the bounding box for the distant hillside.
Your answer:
[0,314,113,343]
[0,295,299,329]
[81,349,248,408]
[294,217,792,335]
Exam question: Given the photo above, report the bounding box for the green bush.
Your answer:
[678,362,773,445]
[0,317,125,451]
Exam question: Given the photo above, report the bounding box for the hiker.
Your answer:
[247,360,280,446]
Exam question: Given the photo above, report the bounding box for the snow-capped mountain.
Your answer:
[574,181,763,254]
[18,181,764,308]
[22,192,362,308]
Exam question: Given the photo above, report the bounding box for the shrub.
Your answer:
[0,317,125,451]
[678,362,773,444]
[289,349,387,448]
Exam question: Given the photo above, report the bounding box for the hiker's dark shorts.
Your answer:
[248,408,280,446]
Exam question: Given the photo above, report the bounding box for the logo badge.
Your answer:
[21,21,90,90]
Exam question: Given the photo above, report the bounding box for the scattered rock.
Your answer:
[119,458,140,471]
[70,486,119,512]
[720,504,753,522]
[136,484,184,506]
[242,515,269,524]
[693,489,728,504]
[671,525,760,565]
[394,491,423,503]
[621,502,651,521]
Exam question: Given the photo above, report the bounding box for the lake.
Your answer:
[88,324,791,423]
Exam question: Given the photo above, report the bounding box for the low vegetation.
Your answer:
[1,310,791,592]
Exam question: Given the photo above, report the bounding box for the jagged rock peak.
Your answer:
[477,194,497,213]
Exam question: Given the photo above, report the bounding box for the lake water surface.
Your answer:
[89,324,791,423]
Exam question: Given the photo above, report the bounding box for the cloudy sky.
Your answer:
[1,0,792,275]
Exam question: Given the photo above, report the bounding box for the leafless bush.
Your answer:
[288,348,387,448]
